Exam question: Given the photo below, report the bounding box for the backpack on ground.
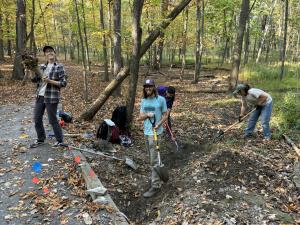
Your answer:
[111,106,127,132]
[96,119,120,144]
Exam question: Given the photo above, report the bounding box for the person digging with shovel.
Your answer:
[232,83,273,143]
[139,79,168,198]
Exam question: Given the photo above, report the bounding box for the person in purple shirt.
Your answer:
[157,86,176,137]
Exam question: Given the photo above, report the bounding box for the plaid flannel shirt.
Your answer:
[31,62,67,104]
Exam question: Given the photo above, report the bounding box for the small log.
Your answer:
[283,134,300,158]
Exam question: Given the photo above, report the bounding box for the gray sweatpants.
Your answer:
[145,134,162,188]
[34,96,63,143]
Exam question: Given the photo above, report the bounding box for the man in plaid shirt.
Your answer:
[30,45,67,148]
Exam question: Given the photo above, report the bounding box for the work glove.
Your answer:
[238,115,243,122]
[256,105,262,110]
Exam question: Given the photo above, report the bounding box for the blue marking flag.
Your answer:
[32,162,42,173]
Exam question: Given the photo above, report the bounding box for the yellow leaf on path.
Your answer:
[19,134,29,139]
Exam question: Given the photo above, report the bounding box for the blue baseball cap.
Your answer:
[143,79,155,87]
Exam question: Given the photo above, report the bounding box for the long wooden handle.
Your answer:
[223,108,255,133]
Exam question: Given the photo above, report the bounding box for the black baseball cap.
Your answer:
[43,45,55,53]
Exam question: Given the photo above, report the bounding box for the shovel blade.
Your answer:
[125,157,138,170]
[154,165,169,182]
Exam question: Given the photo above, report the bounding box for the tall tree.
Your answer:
[255,0,277,63]
[12,0,26,80]
[180,7,188,80]
[279,0,289,80]
[74,0,88,100]
[99,0,109,81]
[194,0,204,83]
[38,0,49,44]
[126,0,144,125]
[229,0,249,89]
[80,0,91,71]
[154,0,168,70]
[29,0,36,54]
[0,9,4,62]
[6,16,12,57]
[80,0,193,121]
[112,0,122,96]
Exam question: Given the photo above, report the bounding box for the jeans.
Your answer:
[245,101,272,139]
[145,134,162,188]
[34,96,63,143]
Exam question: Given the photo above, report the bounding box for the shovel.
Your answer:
[213,108,256,143]
[69,146,137,170]
[164,122,180,152]
[149,116,169,183]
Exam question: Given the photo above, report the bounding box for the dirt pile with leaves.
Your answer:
[1,58,299,224]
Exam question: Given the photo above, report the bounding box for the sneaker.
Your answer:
[30,140,45,148]
[52,142,68,148]
[143,187,161,198]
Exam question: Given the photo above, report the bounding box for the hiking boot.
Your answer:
[52,142,68,148]
[143,187,160,198]
[30,140,45,148]
[262,137,271,144]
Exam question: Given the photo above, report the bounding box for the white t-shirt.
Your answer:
[38,63,54,96]
[242,88,272,107]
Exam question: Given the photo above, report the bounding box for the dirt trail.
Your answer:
[1,60,299,224]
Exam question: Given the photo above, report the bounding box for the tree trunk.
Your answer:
[12,0,26,80]
[154,0,168,70]
[80,0,193,121]
[6,17,12,57]
[279,0,288,80]
[180,7,188,80]
[0,11,4,62]
[194,0,201,83]
[38,0,49,44]
[112,0,122,96]
[29,0,35,54]
[255,0,277,63]
[81,0,91,71]
[126,0,144,126]
[229,0,249,90]
[108,0,113,77]
[243,21,250,65]
[74,0,88,100]
[99,0,109,81]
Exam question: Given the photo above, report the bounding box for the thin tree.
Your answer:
[80,0,193,121]
[12,0,26,80]
[112,0,122,96]
[180,7,188,81]
[6,16,12,57]
[194,0,201,83]
[279,0,288,80]
[154,0,168,70]
[126,0,144,125]
[0,10,4,62]
[255,0,277,63]
[80,0,91,71]
[38,0,49,44]
[29,0,36,54]
[74,0,88,100]
[108,0,113,76]
[229,0,249,90]
[99,0,109,81]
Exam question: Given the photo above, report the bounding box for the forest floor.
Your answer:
[1,57,300,225]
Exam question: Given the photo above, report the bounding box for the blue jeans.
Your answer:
[245,101,272,139]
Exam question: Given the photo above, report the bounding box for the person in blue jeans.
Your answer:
[138,79,168,198]
[28,45,67,148]
[232,84,273,142]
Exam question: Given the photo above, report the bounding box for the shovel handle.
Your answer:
[222,108,256,133]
